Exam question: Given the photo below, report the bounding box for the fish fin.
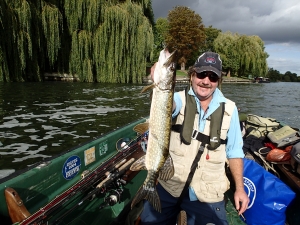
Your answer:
[130,156,147,171]
[145,187,161,213]
[131,186,147,210]
[133,122,149,134]
[131,184,161,213]
[141,84,155,93]
[158,155,175,181]
[177,210,187,225]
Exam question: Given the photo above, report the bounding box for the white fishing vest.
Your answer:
[158,90,236,203]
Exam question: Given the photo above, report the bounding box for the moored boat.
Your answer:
[253,76,270,83]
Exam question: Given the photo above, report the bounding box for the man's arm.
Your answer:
[228,158,249,215]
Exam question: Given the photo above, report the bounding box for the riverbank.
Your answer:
[45,72,252,84]
[222,76,252,83]
[142,74,252,84]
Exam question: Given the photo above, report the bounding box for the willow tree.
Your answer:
[60,0,154,83]
[0,0,35,81]
[214,32,268,77]
[0,0,154,83]
[91,2,153,83]
[165,6,205,70]
[0,0,65,81]
[214,32,240,77]
[236,35,268,77]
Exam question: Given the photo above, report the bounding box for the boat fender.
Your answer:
[4,187,31,224]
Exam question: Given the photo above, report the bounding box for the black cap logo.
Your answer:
[205,57,216,64]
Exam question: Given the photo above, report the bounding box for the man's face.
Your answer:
[191,71,219,101]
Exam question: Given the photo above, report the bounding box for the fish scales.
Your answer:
[130,49,177,213]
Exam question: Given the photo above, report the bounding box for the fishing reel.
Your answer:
[99,188,123,210]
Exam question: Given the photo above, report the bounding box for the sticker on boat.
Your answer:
[99,140,108,156]
[85,147,96,166]
[63,155,81,180]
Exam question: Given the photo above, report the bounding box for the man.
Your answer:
[141,51,249,225]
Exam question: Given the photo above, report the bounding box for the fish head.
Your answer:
[153,49,177,90]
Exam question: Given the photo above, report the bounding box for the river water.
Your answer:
[0,82,299,171]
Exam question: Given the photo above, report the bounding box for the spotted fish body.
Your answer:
[130,49,177,212]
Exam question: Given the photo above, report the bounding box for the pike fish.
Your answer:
[130,49,177,213]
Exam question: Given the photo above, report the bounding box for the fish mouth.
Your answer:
[163,50,178,69]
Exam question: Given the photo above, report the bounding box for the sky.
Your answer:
[152,0,300,76]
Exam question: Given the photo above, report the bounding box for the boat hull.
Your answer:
[0,118,147,225]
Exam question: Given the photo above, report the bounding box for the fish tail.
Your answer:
[131,183,161,213]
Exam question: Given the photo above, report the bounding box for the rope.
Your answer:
[253,149,280,178]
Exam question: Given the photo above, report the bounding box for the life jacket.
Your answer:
[172,87,227,149]
[158,88,236,202]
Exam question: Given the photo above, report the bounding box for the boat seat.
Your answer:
[4,187,31,223]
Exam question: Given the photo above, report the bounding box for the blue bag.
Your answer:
[242,158,295,225]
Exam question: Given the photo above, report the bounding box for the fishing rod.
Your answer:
[53,158,136,225]
[18,133,146,225]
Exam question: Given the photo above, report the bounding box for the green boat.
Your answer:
[0,116,299,225]
[0,117,244,225]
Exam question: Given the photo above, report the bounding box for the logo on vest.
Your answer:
[243,177,256,209]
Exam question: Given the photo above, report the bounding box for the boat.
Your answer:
[0,114,299,225]
[0,118,148,225]
[0,117,244,225]
[253,76,270,83]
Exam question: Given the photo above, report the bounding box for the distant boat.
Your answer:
[253,76,270,83]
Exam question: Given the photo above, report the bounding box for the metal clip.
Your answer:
[191,130,198,140]
[199,145,205,153]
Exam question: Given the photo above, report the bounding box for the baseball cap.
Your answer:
[194,52,222,77]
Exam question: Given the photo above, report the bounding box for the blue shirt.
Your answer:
[172,87,244,201]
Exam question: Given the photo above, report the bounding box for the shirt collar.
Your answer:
[188,86,226,118]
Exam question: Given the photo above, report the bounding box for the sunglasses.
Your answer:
[195,72,219,82]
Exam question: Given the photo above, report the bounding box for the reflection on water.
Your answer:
[0,82,299,171]
[0,82,151,170]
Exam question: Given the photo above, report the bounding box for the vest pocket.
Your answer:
[192,167,229,202]
[169,131,185,156]
[200,170,229,199]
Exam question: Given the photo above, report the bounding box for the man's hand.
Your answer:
[234,188,249,215]
[228,158,250,215]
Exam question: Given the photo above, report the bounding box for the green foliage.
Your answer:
[266,68,299,82]
[214,32,268,78]
[92,2,153,83]
[42,2,62,66]
[284,71,298,82]
[165,6,205,65]
[202,25,221,52]
[153,17,169,62]
[267,68,282,81]
[0,0,154,83]
[214,32,240,76]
